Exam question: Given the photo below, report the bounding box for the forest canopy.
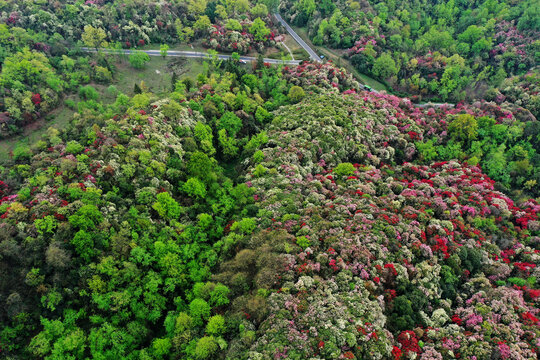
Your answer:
[0,1,539,359]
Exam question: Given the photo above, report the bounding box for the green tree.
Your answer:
[34,215,58,235]
[151,338,172,358]
[206,49,223,69]
[255,106,271,123]
[458,25,484,44]
[209,284,230,307]
[372,53,398,79]
[152,192,182,220]
[288,86,305,103]
[448,114,478,147]
[194,121,216,155]
[250,18,271,42]
[188,151,219,183]
[189,298,211,326]
[485,144,511,185]
[175,19,194,42]
[183,178,207,199]
[206,315,225,336]
[218,112,243,136]
[162,100,183,120]
[71,230,95,262]
[68,205,103,230]
[129,51,150,69]
[518,5,540,31]
[81,25,108,50]
[160,44,169,58]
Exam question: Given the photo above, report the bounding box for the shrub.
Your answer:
[193,336,218,359]
[333,162,356,177]
[205,315,225,336]
[189,299,211,326]
[65,141,84,154]
[288,86,305,103]
[129,51,150,69]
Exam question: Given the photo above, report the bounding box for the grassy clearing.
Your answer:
[114,56,174,96]
[0,56,206,163]
[113,56,206,96]
[0,103,75,162]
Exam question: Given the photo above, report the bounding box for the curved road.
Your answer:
[274,13,321,63]
[81,47,301,65]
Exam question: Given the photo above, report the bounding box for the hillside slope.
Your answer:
[0,63,538,359]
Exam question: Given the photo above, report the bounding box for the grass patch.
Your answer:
[0,56,206,163]
[112,56,205,96]
[114,56,174,96]
[0,103,75,163]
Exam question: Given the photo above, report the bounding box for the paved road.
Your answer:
[415,102,455,108]
[81,47,302,65]
[274,13,321,63]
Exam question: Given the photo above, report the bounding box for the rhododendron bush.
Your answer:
[0,60,538,359]
[221,92,539,358]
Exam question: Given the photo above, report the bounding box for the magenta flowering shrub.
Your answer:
[281,62,361,93]
[204,22,278,55]
[491,22,538,75]
[222,92,539,359]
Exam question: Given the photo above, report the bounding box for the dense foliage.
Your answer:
[1,58,539,359]
[0,0,280,137]
[279,0,540,107]
[0,1,539,359]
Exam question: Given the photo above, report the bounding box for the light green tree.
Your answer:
[218,129,239,158]
[300,0,316,16]
[226,19,242,31]
[194,15,212,33]
[160,44,169,58]
[449,114,478,147]
[193,336,218,359]
[206,315,225,336]
[81,25,108,50]
[129,51,150,69]
[250,18,271,41]
[288,86,305,103]
[175,19,194,42]
[372,53,398,79]
[187,0,207,15]
[251,3,268,17]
